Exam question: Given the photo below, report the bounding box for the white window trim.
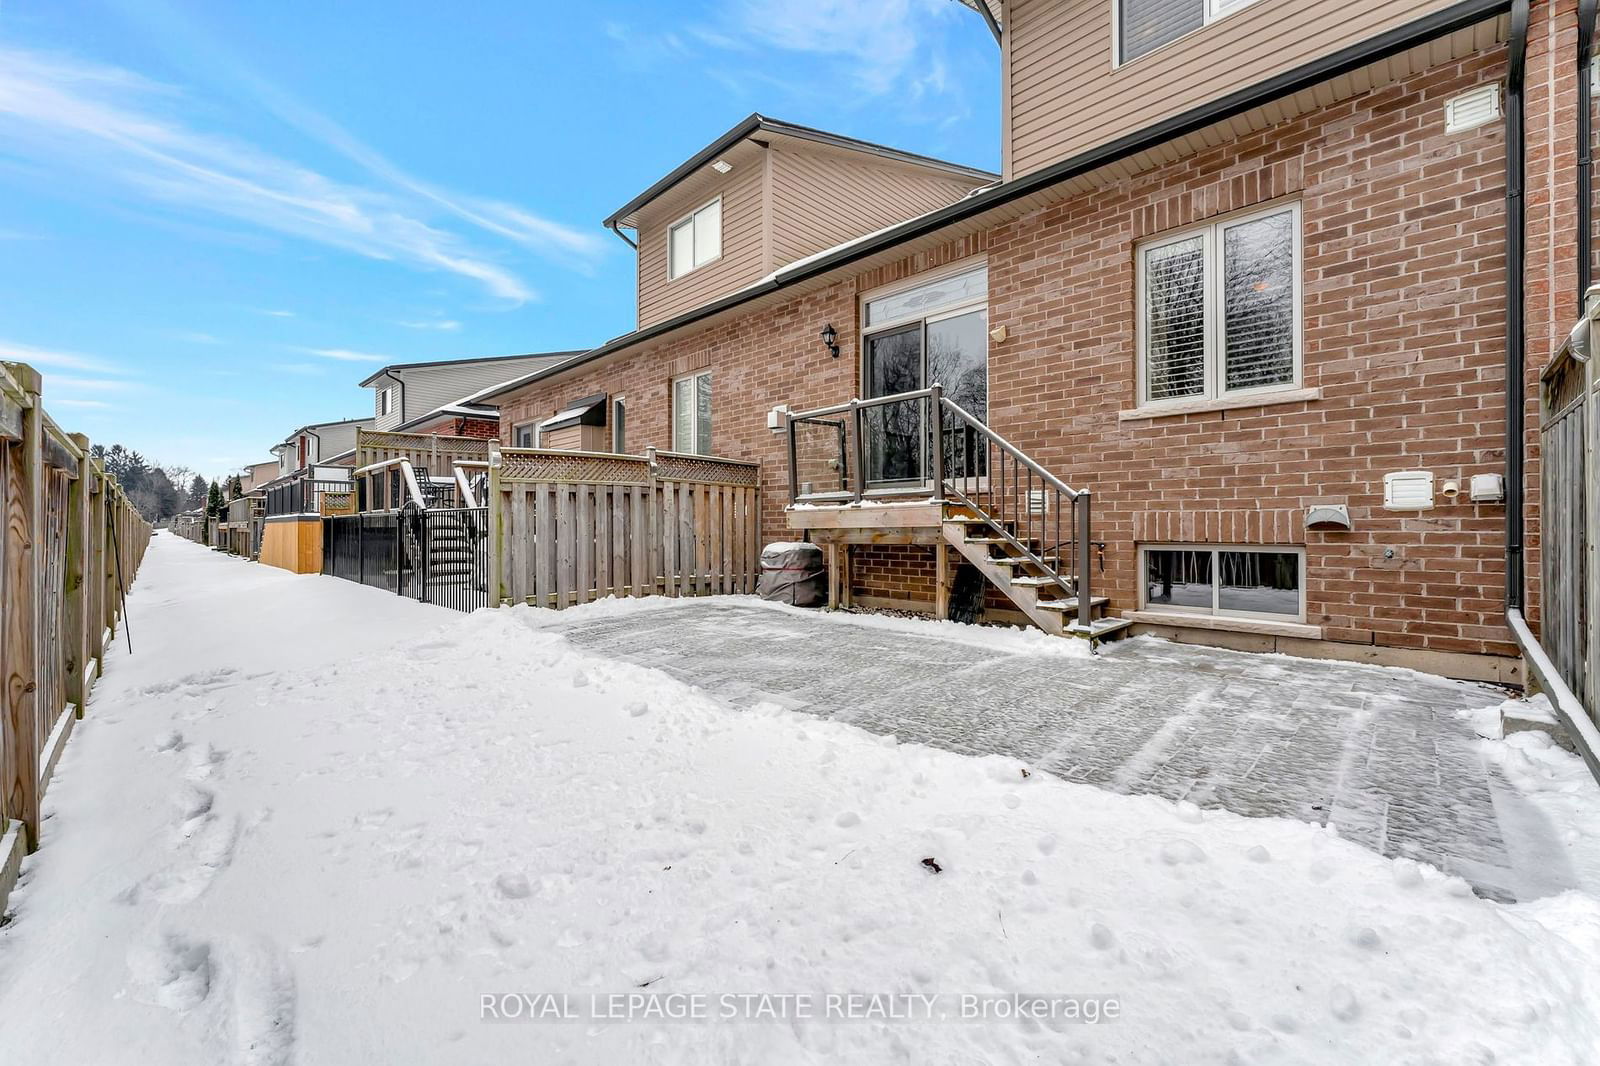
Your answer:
[1139,543,1306,623]
[667,196,723,280]
[611,395,627,454]
[380,387,393,417]
[671,370,712,455]
[511,420,538,449]
[1111,0,1264,69]
[1135,200,1303,412]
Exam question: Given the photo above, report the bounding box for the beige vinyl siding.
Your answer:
[1005,0,1471,178]
[636,143,769,330]
[767,145,985,267]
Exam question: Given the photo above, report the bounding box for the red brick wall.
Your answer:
[502,47,1531,660]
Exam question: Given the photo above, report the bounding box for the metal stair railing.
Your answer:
[934,387,1093,632]
[784,384,1095,631]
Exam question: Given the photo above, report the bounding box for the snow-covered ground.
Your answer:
[2,533,1599,1064]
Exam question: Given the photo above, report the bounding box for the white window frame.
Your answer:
[512,420,538,448]
[1139,544,1306,622]
[380,387,393,417]
[1135,200,1302,411]
[1112,0,1264,68]
[611,395,627,454]
[671,370,712,455]
[667,196,723,280]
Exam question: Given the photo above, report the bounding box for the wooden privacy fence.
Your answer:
[1,362,151,875]
[488,445,762,608]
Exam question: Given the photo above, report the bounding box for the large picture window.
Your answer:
[671,371,712,455]
[1142,545,1304,621]
[1117,0,1262,64]
[668,198,722,279]
[1137,203,1301,408]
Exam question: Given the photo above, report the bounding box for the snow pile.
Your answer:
[0,536,1597,1064]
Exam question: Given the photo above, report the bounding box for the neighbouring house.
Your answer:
[237,460,279,494]
[269,417,374,479]
[359,352,583,438]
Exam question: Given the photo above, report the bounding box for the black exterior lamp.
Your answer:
[820,323,840,359]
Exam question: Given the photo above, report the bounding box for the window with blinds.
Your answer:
[1118,0,1260,64]
[672,371,712,455]
[1137,203,1300,407]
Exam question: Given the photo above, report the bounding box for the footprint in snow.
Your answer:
[125,930,212,1012]
[154,730,185,753]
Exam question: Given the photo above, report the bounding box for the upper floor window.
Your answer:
[1118,0,1260,64]
[612,396,627,454]
[380,387,394,416]
[1136,202,1301,409]
[669,198,722,279]
[512,421,537,448]
[671,370,712,454]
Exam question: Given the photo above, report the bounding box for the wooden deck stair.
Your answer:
[940,507,1132,647]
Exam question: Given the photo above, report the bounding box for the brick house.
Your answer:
[485,0,1586,686]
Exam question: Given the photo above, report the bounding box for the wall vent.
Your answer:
[1444,85,1501,134]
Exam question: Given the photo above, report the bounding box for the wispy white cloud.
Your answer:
[398,318,461,332]
[0,44,602,303]
[257,308,295,318]
[297,347,388,363]
[45,375,142,392]
[0,338,122,374]
[52,397,114,409]
[707,0,960,97]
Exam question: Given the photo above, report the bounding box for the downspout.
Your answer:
[607,220,638,250]
[1580,0,1596,297]
[1504,0,1528,616]
[382,368,407,425]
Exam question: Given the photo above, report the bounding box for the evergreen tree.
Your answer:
[186,475,208,511]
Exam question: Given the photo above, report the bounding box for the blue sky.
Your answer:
[0,0,999,477]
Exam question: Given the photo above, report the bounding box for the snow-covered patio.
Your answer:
[2,534,1599,1064]
[547,600,1571,902]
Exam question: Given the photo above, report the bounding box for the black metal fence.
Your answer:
[322,506,488,613]
[265,477,354,517]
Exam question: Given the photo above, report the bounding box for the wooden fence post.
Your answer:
[3,364,43,851]
[487,440,503,607]
[63,433,89,716]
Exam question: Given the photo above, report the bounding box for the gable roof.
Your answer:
[602,113,998,232]
[357,350,585,389]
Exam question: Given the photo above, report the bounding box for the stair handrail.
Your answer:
[783,383,1096,633]
[936,394,1083,501]
[936,387,1095,633]
[352,456,429,512]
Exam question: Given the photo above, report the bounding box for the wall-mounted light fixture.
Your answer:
[820,324,840,358]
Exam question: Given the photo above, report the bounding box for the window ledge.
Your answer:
[1123,610,1322,640]
[1119,387,1321,422]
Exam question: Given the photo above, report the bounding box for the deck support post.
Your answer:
[840,545,852,609]
[935,540,950,620]
[826,543,840,609]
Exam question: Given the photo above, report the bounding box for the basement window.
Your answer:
[1117,0,1261,64]
[1142,545,1304,621]
[1137,202,1302,409]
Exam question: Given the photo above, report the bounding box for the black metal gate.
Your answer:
[323,506,488,612]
